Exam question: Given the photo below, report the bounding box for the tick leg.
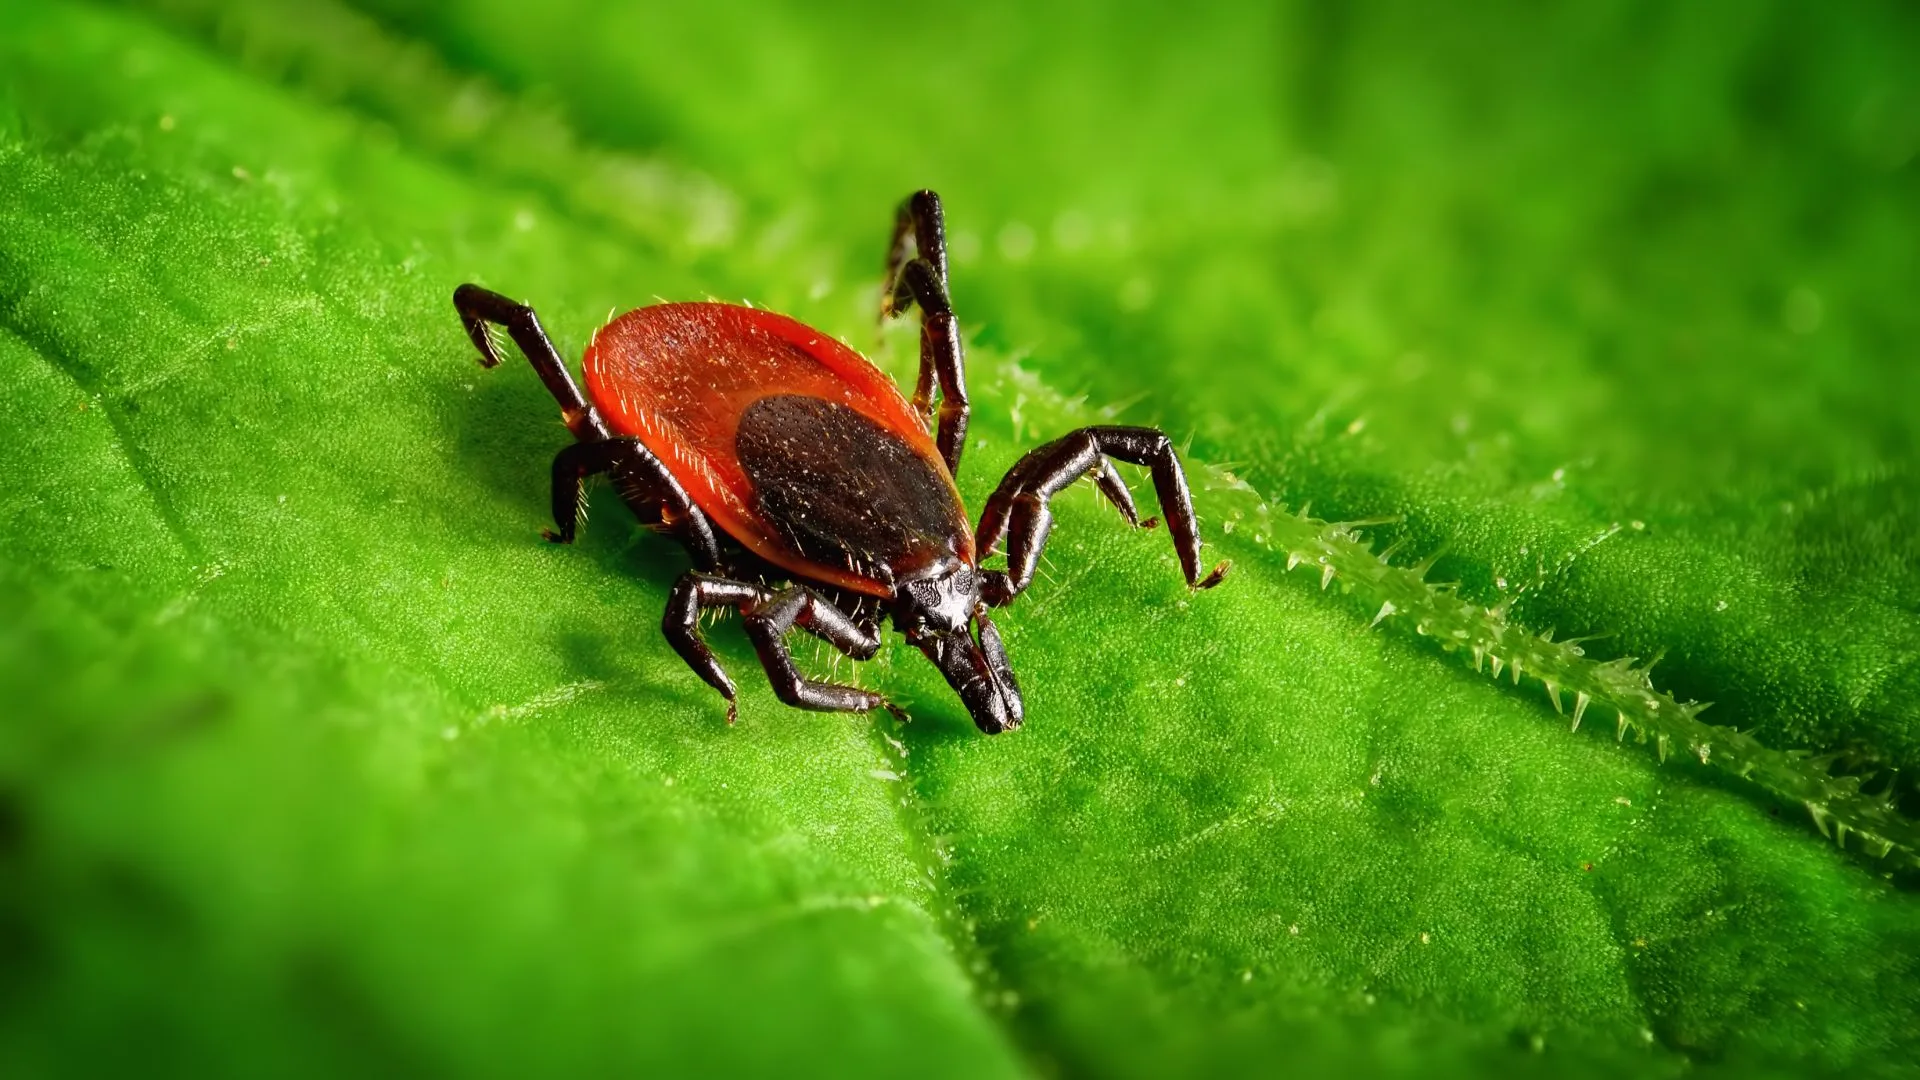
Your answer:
[880,190,969,476]
[548,438,722,571]
[663,573,897,724]
[458,285,723,570]
[664,574,764,723]
[454,283,610,443]
[743,587,901,718]
[976,426,1232,605]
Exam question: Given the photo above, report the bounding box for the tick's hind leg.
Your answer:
[458,285,724,571]
[976,426,1232,605]
[548,438,722,571]
[663,573,900,724]
[454,284,609,443]
[879,190,969,475]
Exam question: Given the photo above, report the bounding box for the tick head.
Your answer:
[892,563,978,640]
[893,566,1025,734]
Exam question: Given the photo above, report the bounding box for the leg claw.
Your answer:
[1196,560,1232,590]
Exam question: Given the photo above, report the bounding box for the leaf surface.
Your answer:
[2,1,1917,1076]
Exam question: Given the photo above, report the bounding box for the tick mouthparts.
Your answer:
[974,612,1022,721]
[944,614,1021,730]
[922,616,1024,734]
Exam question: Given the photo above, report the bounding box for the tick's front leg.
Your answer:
[976,426,1232,605]
[743,587,903,719]
[663,573,900,724]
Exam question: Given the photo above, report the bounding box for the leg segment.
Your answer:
[663,574,764,722]
[884,189,949,297]
[457,284,723,570]
[976,426,1231,605]
[880,190,969,475]
[547,438,721,570]
[453,284,609,443]
[744,587,901,717]
[663,573,899,724]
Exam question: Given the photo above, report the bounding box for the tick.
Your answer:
[454,190,1229,733]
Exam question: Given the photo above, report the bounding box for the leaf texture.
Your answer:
[2,1,1917,1076]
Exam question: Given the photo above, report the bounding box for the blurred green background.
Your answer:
[2,1,1918,1076]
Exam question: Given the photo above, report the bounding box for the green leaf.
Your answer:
[3,1,1917,1076]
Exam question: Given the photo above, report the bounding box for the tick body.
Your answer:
[455,190,1228,734]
